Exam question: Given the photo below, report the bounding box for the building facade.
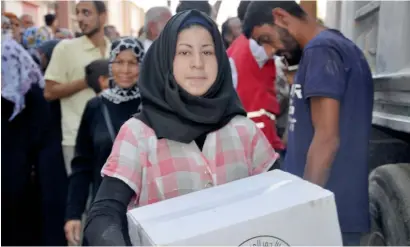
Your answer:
[3,1,56,26]
[3,0,145,36]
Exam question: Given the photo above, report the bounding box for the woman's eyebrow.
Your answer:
[177,43,214,48]
[177,43,193,48]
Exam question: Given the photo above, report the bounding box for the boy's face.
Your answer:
[98,76,109,93]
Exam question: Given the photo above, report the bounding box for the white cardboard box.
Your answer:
[127,170,342,246]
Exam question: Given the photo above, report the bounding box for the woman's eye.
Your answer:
[178,51,189,55]
[203,51,214,56]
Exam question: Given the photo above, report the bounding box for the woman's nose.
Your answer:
[119,63,132,73]
[191,53,205,69]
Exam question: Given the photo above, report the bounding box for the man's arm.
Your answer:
[44,79,87,101]
[304,97,340,186]
[43,40,88,101]
[302,46,346,187]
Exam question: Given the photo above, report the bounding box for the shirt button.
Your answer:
[205,182,213,188]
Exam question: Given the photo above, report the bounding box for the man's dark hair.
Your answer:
[44,14,56,26]
[85,59,109,94]
[221,17,235,49]
[237,1,251,22]
[176,1,212,16]
[79,0,106,14]
[92,0,107,14]
[243,1,306,38]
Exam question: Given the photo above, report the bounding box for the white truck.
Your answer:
[325,1,410,245]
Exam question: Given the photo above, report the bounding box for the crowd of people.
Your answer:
[2,0,374,246]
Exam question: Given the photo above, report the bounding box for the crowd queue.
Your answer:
[2,0,373,246]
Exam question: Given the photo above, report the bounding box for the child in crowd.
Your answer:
[85,59,110,94]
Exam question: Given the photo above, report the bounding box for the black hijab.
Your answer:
[135,10,246,144]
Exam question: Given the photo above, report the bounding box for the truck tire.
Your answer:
[365,181,388,246]
[362,184,386,246]
[368,163,410,245]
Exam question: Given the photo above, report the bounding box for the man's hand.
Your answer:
[64,220,82,246]
[304,97,340,187]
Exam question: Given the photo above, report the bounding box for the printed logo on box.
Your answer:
[239,235,290,246]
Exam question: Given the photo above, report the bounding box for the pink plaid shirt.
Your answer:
[102,115,278,208]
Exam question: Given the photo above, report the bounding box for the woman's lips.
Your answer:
[186,76,207,80]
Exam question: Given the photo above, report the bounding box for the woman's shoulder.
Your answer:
[118,117,156,140]
[227,115,259,135]
[86,96,103,110]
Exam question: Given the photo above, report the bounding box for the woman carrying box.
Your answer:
[83,10,278,246]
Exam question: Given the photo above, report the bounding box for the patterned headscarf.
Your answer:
[1,38,45,121]
[101,37,145,104]
[22,26,50,64]
[22,26,50,49]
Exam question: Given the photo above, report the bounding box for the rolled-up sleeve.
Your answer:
[101,119,148,196]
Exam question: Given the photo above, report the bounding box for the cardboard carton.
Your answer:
[127,170,342,246]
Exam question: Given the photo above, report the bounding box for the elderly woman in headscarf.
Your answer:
[64,37,144,246]
[1,29,50,245]
[3,12,22,43]
[83,10,278,246]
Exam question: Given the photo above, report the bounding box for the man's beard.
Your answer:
[276,27,303,66]
[82,19,101,37]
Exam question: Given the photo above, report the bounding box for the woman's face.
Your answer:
[173,25,217,97]
[111,49,139,89]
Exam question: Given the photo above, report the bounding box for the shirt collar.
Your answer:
[80,35,111,55]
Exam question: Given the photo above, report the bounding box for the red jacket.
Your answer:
[227,35,284,150]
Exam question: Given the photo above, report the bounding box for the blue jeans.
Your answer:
[342,232,362,246]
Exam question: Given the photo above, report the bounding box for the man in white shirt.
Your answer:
[141,6,172,52]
